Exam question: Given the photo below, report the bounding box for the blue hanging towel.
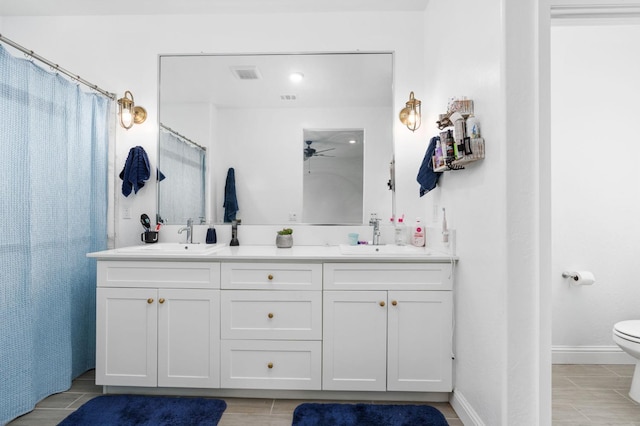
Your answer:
[223,167,239,222]
[119,146,151,197]
[417,136,443,197]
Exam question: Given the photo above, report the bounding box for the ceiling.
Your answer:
[0,0,429,16]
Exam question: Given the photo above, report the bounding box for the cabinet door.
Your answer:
[96,287,158,386]
[387,291,453,392]
[322,291,387,391]
[157,289,221,388]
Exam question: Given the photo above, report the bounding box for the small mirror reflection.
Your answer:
[303,129,364,224]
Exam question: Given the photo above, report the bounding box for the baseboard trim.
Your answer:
[450,389,485,426]
[552,345,636,364]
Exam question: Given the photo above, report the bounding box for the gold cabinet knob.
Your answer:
[147,298,154,304]
[159,298,165,304]
[267,362,274,369]
[268,274,274,281]
[379,301,385,307]
[268,312,274,319]
[391,300,398,306]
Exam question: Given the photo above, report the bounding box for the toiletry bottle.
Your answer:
[394,216,407,246]
[466,114,480,139]
[435,139,443,167]
[411,217,425,247]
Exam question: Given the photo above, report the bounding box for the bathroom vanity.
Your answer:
[89,244,455,401]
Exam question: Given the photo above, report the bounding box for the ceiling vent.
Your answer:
[230,66,262,80]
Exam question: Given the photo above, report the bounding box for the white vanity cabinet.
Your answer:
[90,249,456,400]
[95,261,221,388]
[322,263,453,392]
[219,262,323,390]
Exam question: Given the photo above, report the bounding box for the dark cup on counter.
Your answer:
[141,231,159,244]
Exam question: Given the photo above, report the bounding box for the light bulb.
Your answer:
[289,72,304,83]
[121,108,132,125]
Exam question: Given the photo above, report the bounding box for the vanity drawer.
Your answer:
[323,263,452,291]
[97,261,220,289]
[221,291,322,340]
[221,263,321,290]
[220,340,321,390]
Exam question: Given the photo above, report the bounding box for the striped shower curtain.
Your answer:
[0,45,110,424]
[157,128,206,224]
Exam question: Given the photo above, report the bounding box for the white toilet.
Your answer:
[613,320,640,403]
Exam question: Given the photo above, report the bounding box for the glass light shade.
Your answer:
[399,91,421,132]
[118,90,136,130]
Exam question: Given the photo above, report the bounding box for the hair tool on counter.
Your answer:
[140,214,151,233]
[140,213,159,243]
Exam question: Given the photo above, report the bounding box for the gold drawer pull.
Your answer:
[391,300,397,306]
[268,312,274,319]
[267,362,274,369]
[379,301,385,307]
[267,274,274,281]
[159,298,165,304]
[147,298,154,304]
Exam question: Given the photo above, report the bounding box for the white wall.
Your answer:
[551,23,640,361]
[422,0,505,423]
[0,12,425,247]
[423,0,545,424]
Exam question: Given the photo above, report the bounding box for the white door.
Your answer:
[96,287,158,386]
[387,291,453,391]
[322,290,387,391]
[157,289,221,388]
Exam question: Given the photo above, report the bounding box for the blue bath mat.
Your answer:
[57,394,226,425]
[292,403,449,426]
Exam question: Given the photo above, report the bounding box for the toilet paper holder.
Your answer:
[561,270,596,286]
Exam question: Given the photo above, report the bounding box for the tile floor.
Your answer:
[8,365,638,425]
[553,364,640,425]
[7,369,461,425]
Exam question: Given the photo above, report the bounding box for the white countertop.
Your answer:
[87,243,457,262]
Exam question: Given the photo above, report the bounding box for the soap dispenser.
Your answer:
[206,224,217,244]
[411,217,425,247]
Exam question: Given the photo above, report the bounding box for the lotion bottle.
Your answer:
[411,217,425,247]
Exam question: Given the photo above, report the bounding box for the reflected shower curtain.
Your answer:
[0,45,110,424]
[158,129,206,223]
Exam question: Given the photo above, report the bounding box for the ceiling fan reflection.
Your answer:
[304,140,335,173]
[304,140,335,160]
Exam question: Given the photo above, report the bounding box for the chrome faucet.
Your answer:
[178,218,193,244]
[369,213,381,245]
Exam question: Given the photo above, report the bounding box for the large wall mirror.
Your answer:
[158,52,394,225]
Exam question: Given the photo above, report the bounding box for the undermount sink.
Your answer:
[116,243,225,255]
[338,244,430,255]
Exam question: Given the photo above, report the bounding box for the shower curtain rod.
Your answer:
[0,33,117,101]
[160,123,206,151]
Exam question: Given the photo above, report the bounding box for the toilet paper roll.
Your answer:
[571,270,596,286]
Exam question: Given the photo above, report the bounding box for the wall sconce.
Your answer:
[399,91,422,132]
[117,90,147,130]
